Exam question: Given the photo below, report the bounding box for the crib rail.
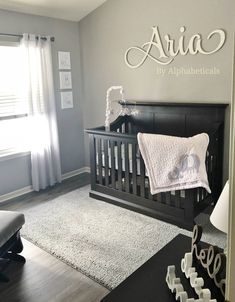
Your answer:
[87,126,214,210]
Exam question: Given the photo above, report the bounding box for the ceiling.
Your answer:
[0,0,107,22]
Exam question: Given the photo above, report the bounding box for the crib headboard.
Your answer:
[118,101,228,199]
[120,101,226,137]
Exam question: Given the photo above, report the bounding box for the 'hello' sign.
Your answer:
[125,26,226,68]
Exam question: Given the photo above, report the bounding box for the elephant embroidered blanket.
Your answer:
[137,132,211,195]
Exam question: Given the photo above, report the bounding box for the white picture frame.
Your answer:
[59,71,72,89]
[61,91,73,109]
[58,51,71,70]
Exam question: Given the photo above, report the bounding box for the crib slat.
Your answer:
[165,191,171,206]
[122,123,125,133]
[104,139,109,186]
[185,189,196,222]
[124,142,130,193]
[110,140,116,189]
[175,190,181,208]
[161,193,166,204]
[147,178,153,200]
[198,188,203,202]
[125,122,128,133]
[140,154,145,198]
[155,193,161,202]
[89,134,96,189]
[97,138,103,185]
[132,143,137,195]
[117,141,122,190]
[210,155,215,191]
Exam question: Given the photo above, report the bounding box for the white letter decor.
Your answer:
[166,225,226,302]
[125,26,226,68]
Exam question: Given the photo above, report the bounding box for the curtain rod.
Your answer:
[0,33,55,42]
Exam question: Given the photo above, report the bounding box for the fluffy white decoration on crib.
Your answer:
[104,86,138,131]
[105,86,126,131]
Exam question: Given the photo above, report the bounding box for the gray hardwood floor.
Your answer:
[0,173,109,302]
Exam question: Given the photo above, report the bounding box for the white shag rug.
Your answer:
[21,185,226,290]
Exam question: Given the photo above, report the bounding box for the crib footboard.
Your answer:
[87,129,210,230]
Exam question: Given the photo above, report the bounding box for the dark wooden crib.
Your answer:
[86,102,226,230]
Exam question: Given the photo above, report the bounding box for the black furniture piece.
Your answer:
[101,234,224,302]
[0,211,25,282]
[86,102,227,230]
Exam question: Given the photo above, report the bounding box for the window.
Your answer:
[0,43,30,156]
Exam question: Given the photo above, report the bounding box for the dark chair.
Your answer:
[0,211,25,282]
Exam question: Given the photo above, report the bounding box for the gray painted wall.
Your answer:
[79,0,234,178]
[0,0,233,195]
[0,9,85,195]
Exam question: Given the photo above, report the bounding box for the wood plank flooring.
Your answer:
[0,174,109,302]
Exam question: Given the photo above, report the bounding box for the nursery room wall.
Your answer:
[79,0,234,176]
[0,9,85,197]
[0,0,233,198]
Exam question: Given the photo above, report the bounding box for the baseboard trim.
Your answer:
[62,166,90,180]
[0,186,33,203]
[0,166,91,203]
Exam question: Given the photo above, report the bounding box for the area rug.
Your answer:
[21,185,226,290]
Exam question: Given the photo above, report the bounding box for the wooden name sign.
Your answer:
[125,26,226,68]
[191,225,226,297]
[166,225,226,302]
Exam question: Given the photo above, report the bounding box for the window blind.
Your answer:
[0,95,28,118]
[0,44,28,119]
[0,43,30,155]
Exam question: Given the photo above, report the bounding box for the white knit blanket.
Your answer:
[137,133,211,195]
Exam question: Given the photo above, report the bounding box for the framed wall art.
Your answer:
[61,91,73,109]
[59,71,72,89]
[58,51,71,70]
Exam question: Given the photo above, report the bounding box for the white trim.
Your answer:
[0,185,33,203]
[62,166,90,180]
[0,166,90,203]
[0,151,30,162]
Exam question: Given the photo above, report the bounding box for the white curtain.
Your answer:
[21,33,62,191]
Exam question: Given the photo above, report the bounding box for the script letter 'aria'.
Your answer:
[124,26,226,69]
